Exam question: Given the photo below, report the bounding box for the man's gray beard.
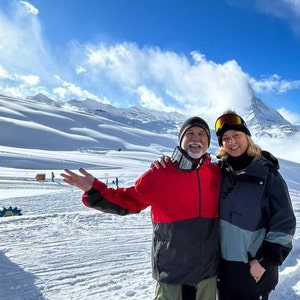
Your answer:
[188,149,204,159]
[187,142,205,159]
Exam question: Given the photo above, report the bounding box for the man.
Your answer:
[61,117,221,300]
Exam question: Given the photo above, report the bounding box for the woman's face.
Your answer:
[221,130,248,157]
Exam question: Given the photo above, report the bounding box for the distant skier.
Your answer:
[115,177,119,188]
[51,172,55,182]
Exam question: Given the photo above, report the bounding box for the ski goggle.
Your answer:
[215,113,245,135]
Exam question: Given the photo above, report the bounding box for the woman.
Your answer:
[215,110,296,300]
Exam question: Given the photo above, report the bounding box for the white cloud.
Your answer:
[75,66,86,74]
[0,1,57,87]
[250,74,300,94]
[253,0,300,36]
[18,74,40,85]
[0,65,12,79]
[254,0,300,18]
[53,75,106,102]
[53,87,68,99]
[258,132,300,163]
[74,43,255,123]
[278,107,300,124]
[229,0,300,36]
[136,86,177,112]
[20,1,39,16]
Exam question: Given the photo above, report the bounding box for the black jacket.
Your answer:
[218,152,296,294]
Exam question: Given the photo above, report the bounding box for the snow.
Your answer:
[0,161,156,300]
[0,95,299,299]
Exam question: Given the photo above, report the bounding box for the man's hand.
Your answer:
[151,155,170,169]
[61,168,95,192]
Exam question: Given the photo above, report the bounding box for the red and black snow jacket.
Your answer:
[82,154,221,285]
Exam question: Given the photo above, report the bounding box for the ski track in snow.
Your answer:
[0,177,155,300]
[0,176,299,299]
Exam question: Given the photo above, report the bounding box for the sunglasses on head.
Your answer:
[215,113,245,134]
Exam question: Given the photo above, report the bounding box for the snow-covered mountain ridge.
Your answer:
[0,94,180,171]
[0,93,298,169]
[28,93,185,135]
[27,93,297,138]
[244,97,295,138]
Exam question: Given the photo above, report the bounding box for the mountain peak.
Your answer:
[243,97,296,138]
[26,93,63,106]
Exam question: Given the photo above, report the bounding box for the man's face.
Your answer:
[181,127,209,159]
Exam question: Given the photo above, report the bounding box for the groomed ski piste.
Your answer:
[0,147,299,300]
[0,149,156,300]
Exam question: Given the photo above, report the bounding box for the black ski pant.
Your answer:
[218,283,270,300]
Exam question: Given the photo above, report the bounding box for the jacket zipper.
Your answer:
[197,169,201,217]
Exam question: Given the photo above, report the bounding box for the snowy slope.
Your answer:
[28,93,298,138]
[0,153,299,300]
[0,94,299,299]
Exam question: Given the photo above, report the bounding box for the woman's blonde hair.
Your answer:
[216,135,262,161]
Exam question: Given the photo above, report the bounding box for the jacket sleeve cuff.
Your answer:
[259,257,275,270]
[87,187,98,195]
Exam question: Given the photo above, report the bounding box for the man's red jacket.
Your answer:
[82,154,221,285]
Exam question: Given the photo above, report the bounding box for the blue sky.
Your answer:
[0,0,300,124]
